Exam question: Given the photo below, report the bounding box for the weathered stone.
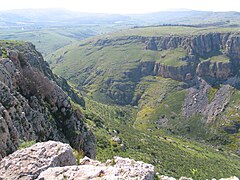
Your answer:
[38,156,155,180]
[196,60,233,80]
[0,141,76,179]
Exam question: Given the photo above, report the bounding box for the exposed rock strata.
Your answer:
[196,60,233,81]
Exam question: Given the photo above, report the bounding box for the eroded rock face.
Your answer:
[196,61,233,80]
[0,141,76,179]
[38,156,155,180]
[0,41,95,160]
[183,78,234,122]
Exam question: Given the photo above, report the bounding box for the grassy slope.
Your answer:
[0,24,127,57]
[208,55,230,63]
[104,26,240,37]
[82,99,240,179]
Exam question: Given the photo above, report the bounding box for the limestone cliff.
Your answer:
[144,33,240,81]
[0,41,95,160]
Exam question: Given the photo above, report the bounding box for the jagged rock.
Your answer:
[196,60,233,80]
[146,37,158,50]
[0,41,96,160]
[38,156,155,180]
[0,141,76,180]
[183,78,233,122]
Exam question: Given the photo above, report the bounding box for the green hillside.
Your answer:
[0,25,127,57]
[47,26,240,178]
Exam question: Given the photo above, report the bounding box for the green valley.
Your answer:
[48,26,240,179]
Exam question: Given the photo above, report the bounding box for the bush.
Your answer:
[18,140,36,150]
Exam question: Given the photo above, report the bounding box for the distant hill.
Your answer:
[0,9,240,27]
[0,9,131,26]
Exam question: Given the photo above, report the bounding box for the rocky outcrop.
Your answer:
[0,141,76,179]
[0,41,95,160]
[139,60,196,81]
[225,34,240,59]
[183,78,234,122]
[153,62,194,81]
[38,156,155,180]
[144,33,240,81]
[196,60,233,81]
[0,141,155,180]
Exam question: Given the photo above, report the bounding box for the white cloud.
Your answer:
[0,0,240,13]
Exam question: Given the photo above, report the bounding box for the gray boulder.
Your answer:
[0,141,76,179]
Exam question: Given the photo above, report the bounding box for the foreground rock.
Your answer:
[0,141,154,180]
[0,141,238,180]
[38,156,155,180]
[0,141,76,179]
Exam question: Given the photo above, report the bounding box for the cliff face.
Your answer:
[97,33,240,84]
[196,60,233,80]
[91,33,240,105]
[144,33,240,80]
[0,41,95,160]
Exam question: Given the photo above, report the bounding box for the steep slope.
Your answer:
[47,26,240,178]
[0,40,95,160]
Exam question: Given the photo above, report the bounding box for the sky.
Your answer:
[0,0,240,14]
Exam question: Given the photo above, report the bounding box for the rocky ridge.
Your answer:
[0,41,95,160]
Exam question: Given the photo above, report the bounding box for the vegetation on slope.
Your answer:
[48,26,240,178]
[103,26,240,37]
[0,25,127,57]
[79,99,240,179]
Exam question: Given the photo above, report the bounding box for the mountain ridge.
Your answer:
[1,9,240,27]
